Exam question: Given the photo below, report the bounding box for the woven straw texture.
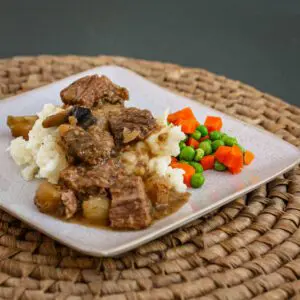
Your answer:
[0,55,300,300]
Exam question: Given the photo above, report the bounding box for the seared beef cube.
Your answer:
[145,176,170,210]
[145,175,190,219]
[60,75,129,108]
[88,125,115,158]
[109,107,157,147]
[60,160,121,195]
[109,176,152,229]
[60,125,114,165]
[61,189,78,219]
[91,104,124,131]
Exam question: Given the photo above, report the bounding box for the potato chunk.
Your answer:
[34,181,62,213]
[82,196,109,222]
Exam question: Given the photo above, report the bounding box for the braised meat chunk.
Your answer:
[61,189,78,219]
[60,75,129,108]
[109,176,152,229]
[88,125,116,157]
[109,107,157,147]
[60,160,121,195]
[145,175,190,218]
[60,125,114,165]
[145,176,170,210]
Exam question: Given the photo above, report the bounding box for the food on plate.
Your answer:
[7,75,254,230]
[8,75,188,230]
[168,107,254,187]
[7,115,38,140]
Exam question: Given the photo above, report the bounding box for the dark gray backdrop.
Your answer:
[1,0,299,106]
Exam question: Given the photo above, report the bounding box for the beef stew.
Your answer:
[8,74,190,230]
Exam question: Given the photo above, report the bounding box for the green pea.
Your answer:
[211,140,225,152]
[237,144,245,153]
[194,148,205,161]
[191,130,201,141]
[190,173,205,188]
[199,141,212,155]
[221,134,228,142]
[189,162,204,173]
[197,125,208,137]
[214,160,227,171]
[179,146,195,161]
[209,131,221,141]
[179,141,186,150]
[224,136,238,146]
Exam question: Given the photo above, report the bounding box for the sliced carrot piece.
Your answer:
[171,156,178,164]
[176,119,199,134]
[167,107,197,123]
[204,116,223,132]
[186,137,200,149]
[223,145,243,170]
[215,146,232,164]
[244,151,255,165]
[171,162,195,187]
[228,166,242,174]
[200,155,215,170]
[200,135,210,142]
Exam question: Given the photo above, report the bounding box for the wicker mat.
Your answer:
[0,55,300,300]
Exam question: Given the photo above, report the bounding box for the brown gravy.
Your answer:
[64,196,188,230]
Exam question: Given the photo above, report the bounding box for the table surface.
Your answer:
[1,0,299,106]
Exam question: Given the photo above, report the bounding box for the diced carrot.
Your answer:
[200,135,210,142]
[167,107,197,123]
[171,162,195,187]
[228,166,242,174]
[200,155,215,170]
[244,151,255,165]
[186,137,200,148]
[204,116,223,132]
[171,157,178,164]
[176,119,199,134]
[215,146,232,164]
[223,145,243,171]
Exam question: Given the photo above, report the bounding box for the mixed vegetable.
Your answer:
[168,107,255,189]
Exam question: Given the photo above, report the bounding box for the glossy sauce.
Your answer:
[65,195,189,230]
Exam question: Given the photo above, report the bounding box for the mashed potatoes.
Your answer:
[121,115,187,192]
[9,104,68,183]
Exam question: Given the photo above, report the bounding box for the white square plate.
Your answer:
[0,66,299,256]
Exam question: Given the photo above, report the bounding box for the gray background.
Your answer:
[1,0,299,106]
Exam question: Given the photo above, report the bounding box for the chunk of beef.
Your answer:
[109,176,152,229]
[61,189,78,219]
[88,125,116,157]
[60,125,114,165]
[91,104,124,131]
[60,160,121,195]
[60,75,129,108]
[145,176,170,210]
[109,107,157,147]
[145,175,190,218]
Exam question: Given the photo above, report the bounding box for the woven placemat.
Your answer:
[0,55,300,300]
